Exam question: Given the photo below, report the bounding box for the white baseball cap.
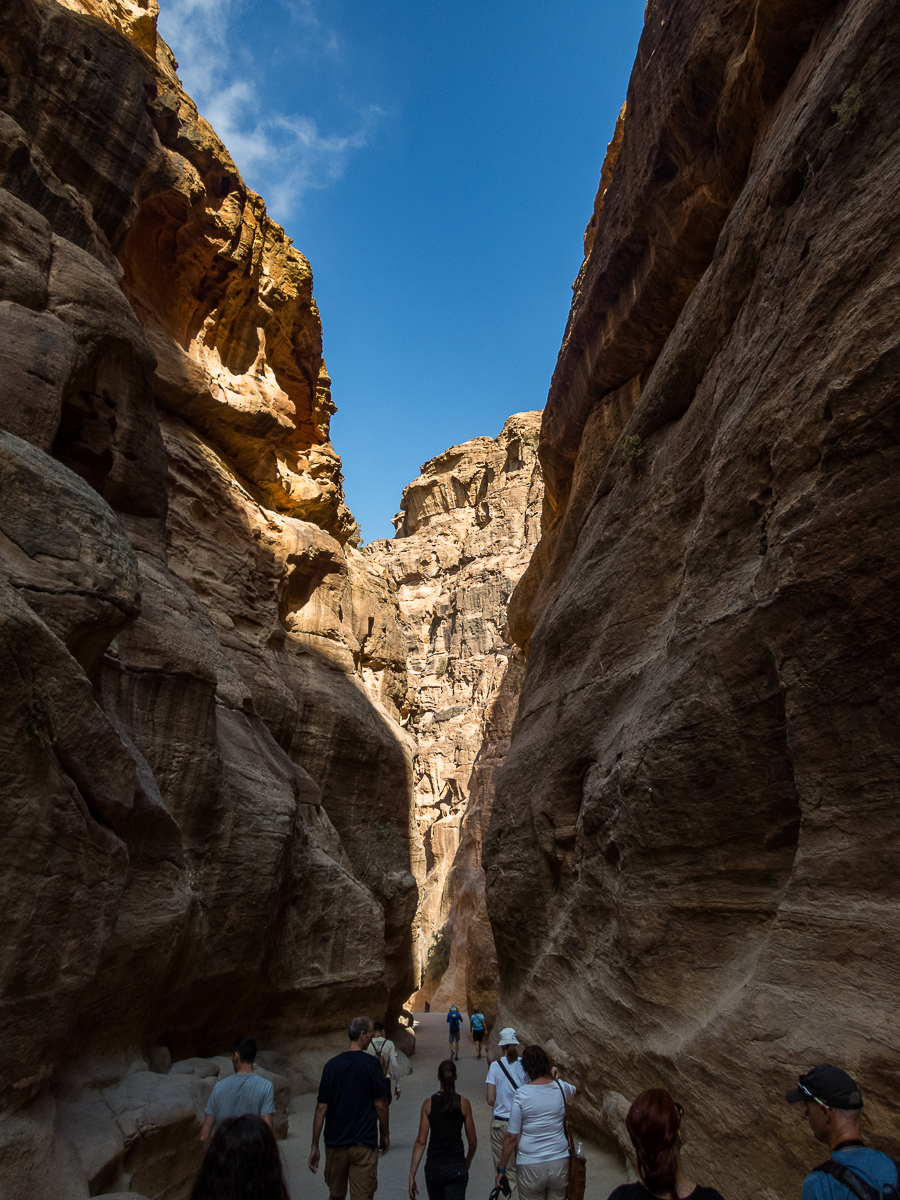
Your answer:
[498,1027,518,1046]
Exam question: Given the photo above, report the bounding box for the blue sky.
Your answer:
[156,0,646,541]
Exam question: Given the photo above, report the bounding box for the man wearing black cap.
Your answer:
[785,1064,899,1199]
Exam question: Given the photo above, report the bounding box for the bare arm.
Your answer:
[374,1094,390,1155]
[308,1101,327,1172]
[263,1113,274,1131]
[200,1113,215,1147]
[462,1097,477,1168]
[408,1098,431,1199]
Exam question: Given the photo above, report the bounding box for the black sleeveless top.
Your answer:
[425,1091,466,1178]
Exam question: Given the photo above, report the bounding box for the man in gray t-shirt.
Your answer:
[200,1035,276,1146]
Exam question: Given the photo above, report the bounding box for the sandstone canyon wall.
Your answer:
[0,1,415,1196]
[366,413,543,1022]
[486,0,900,1195]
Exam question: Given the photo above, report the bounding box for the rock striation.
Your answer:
[366,413,543,1022]
[487,1,900,1195]
[0,1,415,1196]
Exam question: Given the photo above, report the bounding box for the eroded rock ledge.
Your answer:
[0,1,415,1196]
[487,1,900,1195]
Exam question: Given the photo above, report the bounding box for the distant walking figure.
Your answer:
[309,1016,391,1200]
[190,1114,289,1200]
[409,1058,477,1200]
[469,1008,486,1059]
[495,1044,573,1200]
[785,1063,900,1200]
[448,1005,462,1061]
[607,1089,724,1200]
[200,1036,275,1147]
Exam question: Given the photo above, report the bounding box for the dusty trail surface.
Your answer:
[281,1012,629,1200]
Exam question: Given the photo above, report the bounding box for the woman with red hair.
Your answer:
[607,1089,725,1200]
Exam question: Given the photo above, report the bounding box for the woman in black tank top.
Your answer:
[409,1059,478,1200]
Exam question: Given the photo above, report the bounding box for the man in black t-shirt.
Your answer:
[309,1016,390,1200]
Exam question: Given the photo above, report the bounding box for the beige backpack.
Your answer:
[371,1036,391,1078]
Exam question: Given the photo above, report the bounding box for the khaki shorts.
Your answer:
[516,1156,569,1200]
[491,1118,518,1200]
[324,1143,379,1200]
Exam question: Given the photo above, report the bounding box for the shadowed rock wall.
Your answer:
[487,0,900,1194]
[367,413,543,1021]
[0,1,415,1196]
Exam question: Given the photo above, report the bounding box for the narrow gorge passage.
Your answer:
[1,0,899,1198]
[366,412,544,1021]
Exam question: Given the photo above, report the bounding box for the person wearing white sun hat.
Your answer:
[485,1028,526,1199]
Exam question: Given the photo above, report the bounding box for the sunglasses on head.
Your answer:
[799,1081,830,1108]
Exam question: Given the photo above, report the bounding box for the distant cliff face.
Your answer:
[0,1,414,1196]
[367,412,543,1021]
[488,0,900,1193]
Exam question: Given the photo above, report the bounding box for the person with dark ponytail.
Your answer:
[190,1114,290,1200]
[409,1058,477,1200]
[607,1090,725,1200]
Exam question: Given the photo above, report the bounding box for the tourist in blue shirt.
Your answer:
[200,1036,275,1148]
[785,1064,899,1200]
[469,1009,485,1060]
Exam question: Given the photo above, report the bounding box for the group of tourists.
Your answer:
[486,1032,576,1200]
[429,1028,898,1200]
[191,1017,899,1200]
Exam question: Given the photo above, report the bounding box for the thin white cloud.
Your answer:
[156,0,377,220]
[280,0,340,53]
[158,0,232,95]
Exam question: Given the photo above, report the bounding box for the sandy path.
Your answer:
[280,1012,630,1200]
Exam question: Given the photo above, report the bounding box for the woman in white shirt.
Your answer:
[494,1044,575,1200]
[485,1028,528,1198]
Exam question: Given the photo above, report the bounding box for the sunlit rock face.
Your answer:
[367,413,543,1023]
[0,1,414,1196]
[487,1,900,1194]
